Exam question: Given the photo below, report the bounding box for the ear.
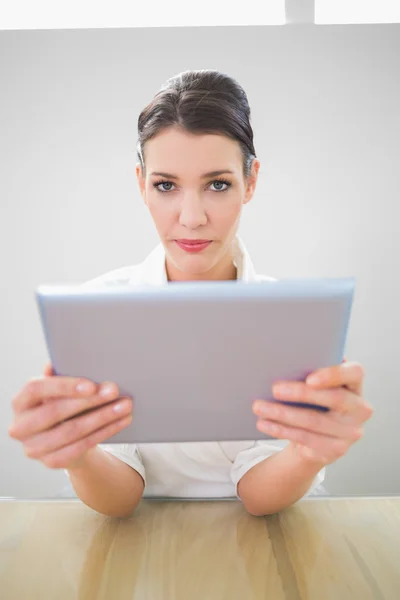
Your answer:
[136,162,147,204]
[243,159,260,205]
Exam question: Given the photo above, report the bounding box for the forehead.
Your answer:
[143,127,243,175]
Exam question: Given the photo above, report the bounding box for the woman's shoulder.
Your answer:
[81,263,144,288]
[254,273,278,283]
[81,243,166,288]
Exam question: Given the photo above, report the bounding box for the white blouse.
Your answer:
[71,237,325,499]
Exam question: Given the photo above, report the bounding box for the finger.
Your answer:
[305,361,364,395]
[43,362,54,377]
[9,383,123,440]
[22,398,132,459]
[271,382,362,414]
[253,401,364,441]
[12,376,105,413]
[256,419,353,463]
[39,414,133,469]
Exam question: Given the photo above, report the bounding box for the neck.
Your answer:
[165,253,238,282]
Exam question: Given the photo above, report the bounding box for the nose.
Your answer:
[178,193,207,229]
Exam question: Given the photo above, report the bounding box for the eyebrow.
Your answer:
[150,170,234,179]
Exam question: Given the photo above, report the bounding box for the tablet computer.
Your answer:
[35,278,355,444]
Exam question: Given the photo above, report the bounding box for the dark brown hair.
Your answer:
[137,69,257,178]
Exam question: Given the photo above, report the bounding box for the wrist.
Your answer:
[287,442,327,472]
[66,446,100,472]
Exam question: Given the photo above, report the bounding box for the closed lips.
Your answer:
[176,240,211,244]
[174,240,212,252]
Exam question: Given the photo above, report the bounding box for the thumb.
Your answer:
[43,362,55,377]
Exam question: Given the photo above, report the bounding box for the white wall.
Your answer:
[1,24,399,498]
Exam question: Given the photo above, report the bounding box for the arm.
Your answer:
[237,442,324,516]
[9,364,144,518]
[67,446,145,518]
[242,360,373,516]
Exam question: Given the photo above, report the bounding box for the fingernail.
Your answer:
[76,381,93,394]
[113,399,131,413]
[253,401,266,415]
[306,375,321,386]
[274,384,293,397]
[260,420,278,435]
[100,384,116,398]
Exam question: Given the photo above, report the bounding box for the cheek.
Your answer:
[210,198,243,231]
[147,197,175,230]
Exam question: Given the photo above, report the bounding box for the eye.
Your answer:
[209,179,231,192]
[153,180,175,193]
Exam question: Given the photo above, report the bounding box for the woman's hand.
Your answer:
[8,363,133,470]
[252,359,373,466]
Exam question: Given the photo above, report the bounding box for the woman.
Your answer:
[9,70,373,518]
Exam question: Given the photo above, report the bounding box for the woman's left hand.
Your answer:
[252,360,374,466]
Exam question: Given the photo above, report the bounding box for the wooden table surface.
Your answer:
[0,496,399,600]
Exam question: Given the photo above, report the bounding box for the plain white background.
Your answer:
[1,23,399,498]
[2,0,400,28]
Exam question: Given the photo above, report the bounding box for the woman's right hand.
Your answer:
[8,363,133,470]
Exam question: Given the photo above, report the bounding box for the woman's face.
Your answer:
[136,126,260,281]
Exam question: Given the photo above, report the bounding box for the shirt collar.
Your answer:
[139,236,258,284]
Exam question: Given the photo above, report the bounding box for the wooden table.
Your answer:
[0,496,399,599]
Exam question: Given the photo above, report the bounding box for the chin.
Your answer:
[167,250,216,276]
[177,256,215,275]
